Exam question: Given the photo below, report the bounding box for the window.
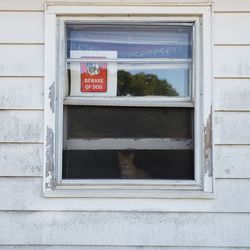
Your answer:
[64,23,194,180]
[44,5,213,198]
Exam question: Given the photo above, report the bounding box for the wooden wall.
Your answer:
[0,0,250,248]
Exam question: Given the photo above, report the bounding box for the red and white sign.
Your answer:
[70,50,117,97]
[80,58,107,92]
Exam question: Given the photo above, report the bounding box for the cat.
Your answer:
[118,152,150,179]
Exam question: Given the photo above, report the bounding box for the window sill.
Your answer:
[44,181,214,199]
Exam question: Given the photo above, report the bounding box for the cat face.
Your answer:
[118,152,135,169]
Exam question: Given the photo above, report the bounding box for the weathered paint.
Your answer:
[214,79,250,111]
[214,112,250,144]
[47,0,212,6]
[66,138,193,150]
[1,178,250,212]
[0,211,250,246]
[0,111,43,142]
[214,13,250,45]
[214,46,250,77]
[1,247,242,250]
[0,77,44,109]
[45,126,55,190]
[49,81,55,113]
[204,109,212,177]
[0,0,44,10]
[0,247,245,250]
[0,45,44,76]
[213,0,250,12]
[214,145,250,178]
[0,144,42,176]
[0,12,44,43]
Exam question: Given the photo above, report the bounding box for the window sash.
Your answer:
[65,22,193,100]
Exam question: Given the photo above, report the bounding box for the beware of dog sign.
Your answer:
[70,50,117,97]
[80,58,107,92]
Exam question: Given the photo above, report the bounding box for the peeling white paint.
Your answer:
[45,126,55,190]
[48,82,55,113]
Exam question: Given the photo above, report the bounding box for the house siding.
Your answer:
[0,0,250,248]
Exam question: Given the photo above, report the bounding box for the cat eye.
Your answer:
[62,23,194,180]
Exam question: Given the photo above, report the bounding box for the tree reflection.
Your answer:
[117,70,179,96]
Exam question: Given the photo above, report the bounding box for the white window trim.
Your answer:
[43,3,213,198]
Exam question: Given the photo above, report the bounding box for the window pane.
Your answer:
[63,150,194,180]
[66,23,192,97]
[117,67,190,97]
[68,62,190,97]
[66,106,193,139]
[67,24,192,59]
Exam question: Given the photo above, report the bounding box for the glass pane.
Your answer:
[117,67,190,97]
[66,23,192,97]
[67,62,190,97]
[63,150,194,180]
[66,106,193,139]
[67,24,192,59]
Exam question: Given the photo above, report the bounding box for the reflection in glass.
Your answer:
[117,67,190,97]
[67,62,190,97]
[66,23,193,98]
[67,24,192,59]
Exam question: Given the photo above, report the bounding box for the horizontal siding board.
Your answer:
[0,178,250,213]
[0,45,44,76]
[214,13,250,44]
[0,0,44,11]
[215,145,250,178]
[214,79,250,110]
[214,46,250,77]
[0,247,247,250]
[214,112,250,144]
[214,179,250,213]
[213,0,250,12]
[0,77,44,109]
[0,144,42,177]
[0,13,44,44]
[0,211,250,246]
[0,111,43,142]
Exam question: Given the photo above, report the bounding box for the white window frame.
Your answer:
[43,3,213,198]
